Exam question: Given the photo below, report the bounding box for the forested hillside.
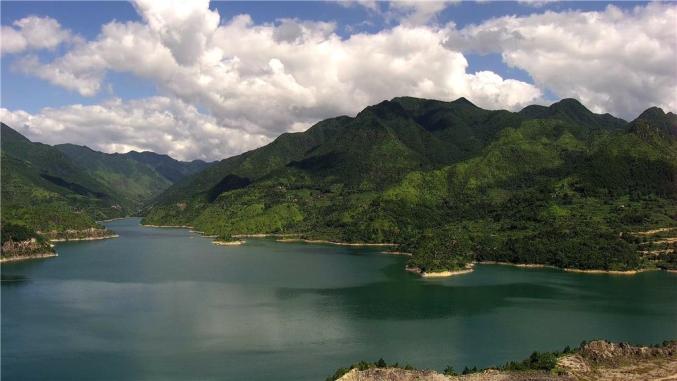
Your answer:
[1,123,212,248]
[143,97,677,272]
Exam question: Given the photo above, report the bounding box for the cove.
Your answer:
[2,218,676,381]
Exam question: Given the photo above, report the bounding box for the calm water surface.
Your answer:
[2,218,676,380]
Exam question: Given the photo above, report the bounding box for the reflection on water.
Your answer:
[2,218,676,381]
[1,273,28,284]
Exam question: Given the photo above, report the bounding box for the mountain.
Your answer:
[627,106,677,142]
[1,123,124,233]
[1,124,210,242]
[55,144,172,209]
[124,150,211,183]
[143,97,677,272]
[518,98,627,130]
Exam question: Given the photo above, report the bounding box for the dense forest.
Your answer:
[142,97,677,272]
[0,123,211,255]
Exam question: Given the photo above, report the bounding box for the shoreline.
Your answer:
[213,240,245,246]
[1,252,58,263]
[233,233,300,238]
[476,261,559,269]
[50,234,119,243]
[96,217,130,223]
[276,238,398,247]
[476,261,667,275]
[380,250,412,256]
[563,267,658,275]
[136,222,674,276]
[406,264,475,278]
[142,224,194,228]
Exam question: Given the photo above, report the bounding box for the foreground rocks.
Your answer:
[334,340,677,381]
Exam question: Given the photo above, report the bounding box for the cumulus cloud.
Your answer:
[132,0,220,66]
[447,3,677,119]
[0,97,270,161]
[11,6,541,146]
[6,1,673,160]
[388,1,458,26]
[1,16,78,55]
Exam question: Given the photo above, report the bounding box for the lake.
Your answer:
[2,218,676,380]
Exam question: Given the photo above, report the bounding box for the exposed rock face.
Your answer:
[338,368,450,381]
[560,340,677,381]
[335,341,677,381]
[1,238,56,262]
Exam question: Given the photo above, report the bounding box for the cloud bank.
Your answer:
[1,1,675,160]
[1,16,79,55]
[448,3,677,118]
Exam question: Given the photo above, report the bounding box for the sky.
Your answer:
[1,1,675,161]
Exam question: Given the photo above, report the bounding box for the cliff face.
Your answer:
[1,238,56,262]
[334,340,677,381]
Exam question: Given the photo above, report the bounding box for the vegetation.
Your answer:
[326,343,579,380]
[1,222,54,259]
[1,222,46,245]
[325,358,414,381]
[0,123,211,243]
[143,97,677,272]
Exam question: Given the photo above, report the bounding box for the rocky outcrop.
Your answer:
[1,238,56,262]
[333,341,677,381]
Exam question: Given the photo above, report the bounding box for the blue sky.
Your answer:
[0,1,674,160]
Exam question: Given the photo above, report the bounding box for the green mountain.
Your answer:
[1,124,211,241]
[124,151,211,183]
[1,123,125,233]
[55,144,172,209]
[143,97,677,272]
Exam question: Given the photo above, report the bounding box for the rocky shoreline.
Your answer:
[212,239,245,246]
[0,252,58,263]
[39,227,119,242]
[562,268,657,275]
[142,224,194,228]
[49,234,119,243]
[406,264,475,278]
[276,238,398,247]
[333,340,677,381]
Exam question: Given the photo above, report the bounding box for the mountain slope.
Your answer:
[55,144,172,209]
[1,123,124,234]
[124,150,211,183]
[1,124,208,246]
[143,97,677,272]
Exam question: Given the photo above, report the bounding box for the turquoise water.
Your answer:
[2,218,676,380]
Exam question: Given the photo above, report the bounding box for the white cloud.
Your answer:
[337,0,380,12]
[1,16,78,55]
[517,0,559,7]
[10,6,541,148]
[0,97,270,161]
[132,0,220,66]
[388,1,458,26]
[447,3,677,119]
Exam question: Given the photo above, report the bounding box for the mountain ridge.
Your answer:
[0,123,211,249]
[142,96,677,273]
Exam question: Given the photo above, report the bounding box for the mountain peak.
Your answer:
[519,98,626,129]
[357,99,409,120]
[550,98,589,112]
[629,106,677,140]
[450,97,477,108]
[637,106,667,120]
[1,122,32,144]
